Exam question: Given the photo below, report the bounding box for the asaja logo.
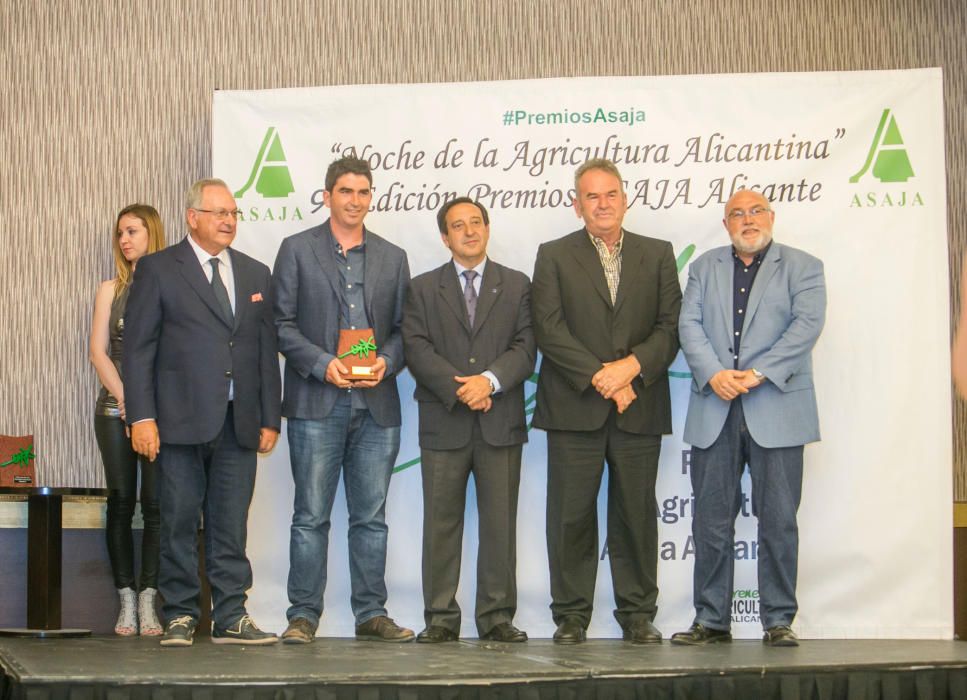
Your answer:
[234,127,303,223]
[849,108,923,208]
[850,108,914,183]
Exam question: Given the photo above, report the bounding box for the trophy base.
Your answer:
[341,366,376,381]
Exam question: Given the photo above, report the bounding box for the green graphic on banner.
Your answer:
[234,127,295,198]
[849,108,915,183]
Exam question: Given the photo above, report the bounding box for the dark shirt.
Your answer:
[331,231,371,408]
[731,241,772,369]
[95,286,129,417]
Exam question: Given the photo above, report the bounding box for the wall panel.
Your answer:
[1,0,963,492]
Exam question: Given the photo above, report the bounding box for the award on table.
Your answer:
[0,434,36,487]
[337,329,378,381]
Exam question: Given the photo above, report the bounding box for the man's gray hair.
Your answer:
[574,158,624,193]
[186,178,230,209]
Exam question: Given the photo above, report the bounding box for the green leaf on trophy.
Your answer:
[337,336,377,360]
[0,445,35,468]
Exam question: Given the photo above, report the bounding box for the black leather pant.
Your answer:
[94,414,160,590]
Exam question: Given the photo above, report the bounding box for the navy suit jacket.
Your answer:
[271,220,410,426]
[402,259,536,450]
[123,237,282,450]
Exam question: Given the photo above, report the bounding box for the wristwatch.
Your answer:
[751,368,765,381]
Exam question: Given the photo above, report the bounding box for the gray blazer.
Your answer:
[271,220,410,427]
[679,242,826,449]
[402,260,536,450]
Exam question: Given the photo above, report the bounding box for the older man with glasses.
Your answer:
[124,178,282,647]
[671,188,826,648]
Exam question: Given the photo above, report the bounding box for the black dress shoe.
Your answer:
[553,617,586,645]
[623,619,662,644]
[416,626,458,643]
[763,625,799,647]
[481,622,528,643]
[670,622,732,646]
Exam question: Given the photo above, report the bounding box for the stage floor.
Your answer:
[2,636,967,699]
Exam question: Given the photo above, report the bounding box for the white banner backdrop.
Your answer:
[212,69,951,640]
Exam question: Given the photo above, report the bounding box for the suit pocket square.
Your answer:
[251,292,264,302]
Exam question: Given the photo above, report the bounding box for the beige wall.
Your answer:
[2,0,965,492]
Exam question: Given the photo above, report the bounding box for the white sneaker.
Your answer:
[115,588,137,636]
[138,588,162,636]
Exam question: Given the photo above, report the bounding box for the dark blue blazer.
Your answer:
[271,220,410,427]
[123,237,282,450]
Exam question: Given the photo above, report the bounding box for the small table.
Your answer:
[0,486,108,637]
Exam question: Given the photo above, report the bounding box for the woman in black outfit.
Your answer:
[89,204,166,635]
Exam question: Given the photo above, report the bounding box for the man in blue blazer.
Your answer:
[272,157,412,644]
[672,189,826,648]
[125,178,282,646]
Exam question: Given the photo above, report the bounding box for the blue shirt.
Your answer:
[332,231,371,407]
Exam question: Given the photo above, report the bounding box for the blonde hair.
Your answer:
[113,204,166,298]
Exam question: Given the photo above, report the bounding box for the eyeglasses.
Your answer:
[194,208,241,221]
[727,206,771,221]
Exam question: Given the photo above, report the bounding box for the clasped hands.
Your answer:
[591,355,641,414]
[708,369,763,401]
[454,374,493,412]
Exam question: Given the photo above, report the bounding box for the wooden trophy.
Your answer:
[336,329,378,381]
[0,435,36,487]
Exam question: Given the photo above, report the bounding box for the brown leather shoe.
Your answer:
[416,625,458,643]
[282,617,316,644]
[355,615,415,642]
[481,622,528,643]
[622,619,662,644]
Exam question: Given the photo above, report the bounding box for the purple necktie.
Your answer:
[462,270,478,326]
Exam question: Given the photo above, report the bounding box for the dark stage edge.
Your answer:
[2,637,967,700]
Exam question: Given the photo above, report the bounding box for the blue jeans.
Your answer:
[286,400,401,626]
[689,400,803,631]
[158,403,256,630]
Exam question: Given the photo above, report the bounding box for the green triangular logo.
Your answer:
[235,127,295,198]
[849,109,915,183]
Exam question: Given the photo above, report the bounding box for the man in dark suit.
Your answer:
[402,198,536,643]
[531,158,681,644]
[124,178,282,647]
[272,157,413,644]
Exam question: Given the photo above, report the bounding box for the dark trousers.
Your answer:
[421,422,522,636]
[690,400,804,631]
[94,414,159,591]
[546,411,661,629]
[157,404,256,630]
